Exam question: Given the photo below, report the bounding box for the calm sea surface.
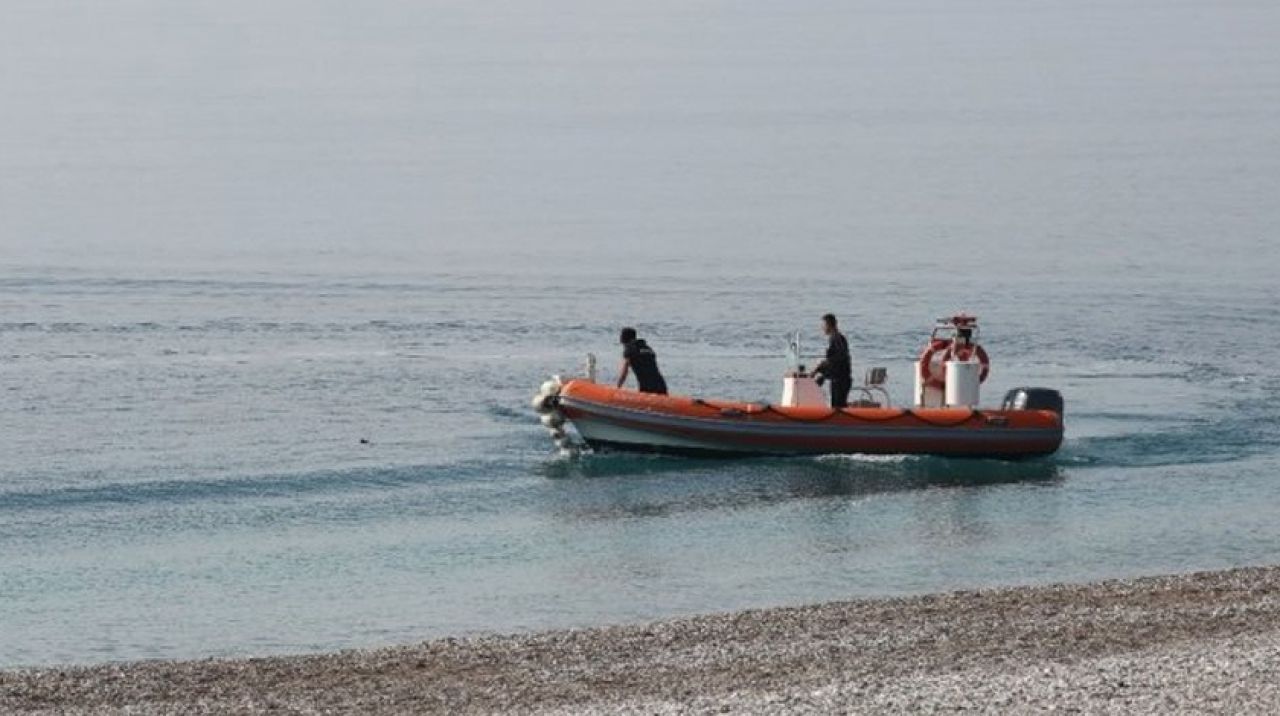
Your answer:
[2,1,1279,666]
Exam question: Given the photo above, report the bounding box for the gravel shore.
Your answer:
[4,566,1279,714]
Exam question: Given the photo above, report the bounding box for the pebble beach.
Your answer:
[4,565,1278,715]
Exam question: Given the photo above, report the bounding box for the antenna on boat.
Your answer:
[785,331,803,373]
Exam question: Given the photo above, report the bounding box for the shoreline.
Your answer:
[4,566,1279,714]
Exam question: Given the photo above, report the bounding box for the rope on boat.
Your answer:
[693,397,979,426]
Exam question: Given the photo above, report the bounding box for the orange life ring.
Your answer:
[918,338,951,389]
[944,344,991,383]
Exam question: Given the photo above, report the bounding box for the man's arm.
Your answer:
[616,360,631,388]
[813,336,837,376]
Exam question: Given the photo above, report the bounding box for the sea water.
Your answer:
[2,0,1279,666]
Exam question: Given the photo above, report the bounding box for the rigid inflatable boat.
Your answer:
[532,315,1064,459]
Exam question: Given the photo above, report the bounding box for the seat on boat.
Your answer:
[853,367,890,407]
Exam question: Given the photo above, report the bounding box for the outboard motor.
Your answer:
[1001,387,1064,416]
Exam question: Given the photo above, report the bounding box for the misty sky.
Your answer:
[1,0,1277,277]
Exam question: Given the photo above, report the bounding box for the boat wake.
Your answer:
[814,453,918,465]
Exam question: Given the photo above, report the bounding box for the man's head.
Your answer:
[619,327,637,344]
[821,313,838,336]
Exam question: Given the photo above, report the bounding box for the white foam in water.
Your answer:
[814,454,918,465]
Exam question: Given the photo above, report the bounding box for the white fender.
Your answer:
[531,393,555,412]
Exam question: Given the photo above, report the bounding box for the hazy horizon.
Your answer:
[3,0,1277,281]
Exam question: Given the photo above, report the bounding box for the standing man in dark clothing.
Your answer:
[617,327,668,394]
[813,313,852,408]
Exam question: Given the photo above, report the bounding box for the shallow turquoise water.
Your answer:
[3,0,1280,667]
[2,266,1277,667]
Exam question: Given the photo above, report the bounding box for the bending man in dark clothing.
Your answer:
[813,313,852,408]
[617,327,668,394]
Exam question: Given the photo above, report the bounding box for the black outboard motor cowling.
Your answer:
[1002,387,1064,416]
